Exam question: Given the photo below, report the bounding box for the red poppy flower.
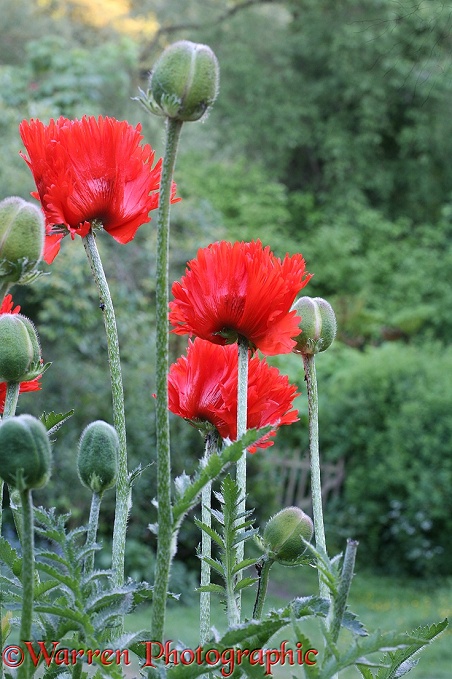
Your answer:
[19,116,179,263]
[168,338,299,451]
[0,294,20,315]
[0,379,42,415]
[0,294,41,413]
[169,240,312,356]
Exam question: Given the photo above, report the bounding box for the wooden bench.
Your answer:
[269,449,345,511]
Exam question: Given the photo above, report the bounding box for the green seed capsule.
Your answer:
[263,506,313,564]
[0,315,34,382]
[0,196,44,283]
[77,421,119,494]
[149,40,219,121]
[292,296,337,355]
[0,415,51,490]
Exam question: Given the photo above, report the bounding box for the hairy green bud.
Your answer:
[0,196,44,284]
[78,421,119,494]
[0,415,51,490]
[0,313,43,382]
[263,506,313,564]
[148,40,219,121]
[292,296,337,355]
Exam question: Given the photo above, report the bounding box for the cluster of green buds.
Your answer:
[0,415,51,491]
[138,40,220,122]
[0,196,45,291]
[292,296,337,356]
[0,313,48,383]
[77,420,119,496]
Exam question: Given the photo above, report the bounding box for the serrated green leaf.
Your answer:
[193,518,224,547]
[40,409,74,435]
[232,557,258,575]
[200,556,225,576]
[375,619,448,679]
[321,629,430,679]
[197,584,225,594]
[357,665,375,679]
[234,577,258,592]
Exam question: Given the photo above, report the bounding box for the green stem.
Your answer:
[302,353,328,599]
[0,382,20,537]
[199,431,220,644]
[151,117,183,643]
[83,230,129,595]
[2,383,24,546]
[17,489,34,679]
[253,555,275,620]
[234,336,249,624]
[84,492,102,576]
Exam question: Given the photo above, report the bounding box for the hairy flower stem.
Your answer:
[235,336,249,624]
[151,117,183,643]
[253,555,275,620]
[83,231,129,596]
[84,491,102,576]
[0,381,20,536]
[2,382,24,548]
[200,430,221,644]
[17,489,34,679]
[302,354,328,599]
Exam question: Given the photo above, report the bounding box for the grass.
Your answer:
[127,564,451,678]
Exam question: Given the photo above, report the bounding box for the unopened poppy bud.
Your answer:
[0,313,42,382]
[0,196,44,283]
[263,506,313,564]
[0,415,51,490]
[292,296,337,355]
[148,40,219,121]
[78,421,119,495]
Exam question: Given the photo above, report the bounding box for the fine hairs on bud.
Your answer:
[0,415,52,490]
[78,420,119,495]
[263,506,314,564]
[147,40,220,122]
[0,196,45,284]
[0,313,43,383]
[292,296,337,355]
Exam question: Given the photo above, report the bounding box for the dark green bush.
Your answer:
[319,343,452,576]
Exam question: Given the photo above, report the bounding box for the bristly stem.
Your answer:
[84,491,102,576]
[17,489,34,679]
[235,335,249,623]
[151,117,183,643]
[83,230,129,597]
[0,381,20,536]
[302,353,328,599]
[253,555,275,620]
[199,430,221,644]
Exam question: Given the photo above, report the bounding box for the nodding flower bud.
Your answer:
[292,296,337,356]
[263,506,313,564]
[0,313,43,382]
[146,40,219,121]
[0,415,51,490]
[0,196,44,284]
[77,421,119,495]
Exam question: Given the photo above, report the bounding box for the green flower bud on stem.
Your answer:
[292,296,337,355]
[78,421,119,495]
[0,313,43,382]
[0,196,44,285]
[0,415,51,490]
[263,506,314,564]
[147,40,219,121]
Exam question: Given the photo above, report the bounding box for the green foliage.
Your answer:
[0,507,153,677]
[195,475,259,613]
[319,342,452,576]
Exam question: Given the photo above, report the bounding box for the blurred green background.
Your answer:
[2,0,452,600]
